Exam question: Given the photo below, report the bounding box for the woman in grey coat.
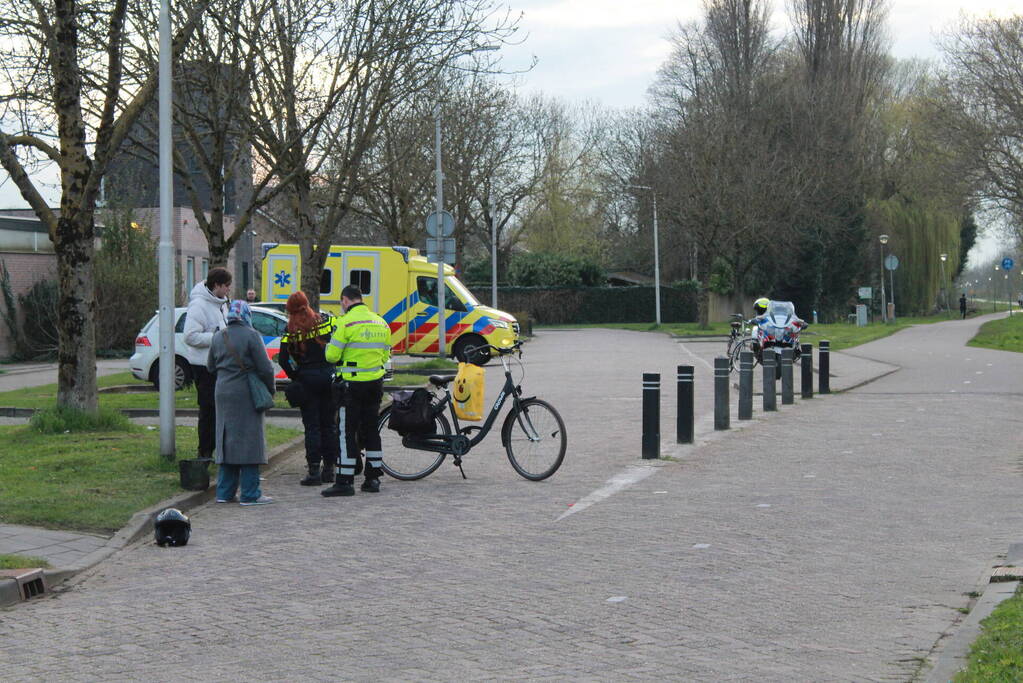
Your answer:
[207,300,277,505]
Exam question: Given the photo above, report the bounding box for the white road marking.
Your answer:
[677,341,715,370]
[556,465,660,521]
[756,504,771,508]
[692,543,711,549]
[606,596,628,603]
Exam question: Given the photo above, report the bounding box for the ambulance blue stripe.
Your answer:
[408,305,437,335]
[444,310,467,329]
[383,297,408,323]
[473,317,491,333]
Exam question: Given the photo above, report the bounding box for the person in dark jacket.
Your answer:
[959,293,967,319]
[207,300,277,505]
[278,291,339,486]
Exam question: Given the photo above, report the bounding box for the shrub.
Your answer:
[505,252,605,287]
[94,212,159,354]
[30,406,132,434]
[17,278,60,360]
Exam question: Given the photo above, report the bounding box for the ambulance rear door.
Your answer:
[339,250,381,312]
[266,250,299,303]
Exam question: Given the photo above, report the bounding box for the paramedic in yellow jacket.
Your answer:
[321,285,392,497]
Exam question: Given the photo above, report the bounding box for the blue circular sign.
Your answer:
[1002,257,1014,271]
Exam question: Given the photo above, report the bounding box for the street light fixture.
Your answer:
[626,184,661,325]
[879,234,889,322]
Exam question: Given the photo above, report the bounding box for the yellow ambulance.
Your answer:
[261,244,519,363]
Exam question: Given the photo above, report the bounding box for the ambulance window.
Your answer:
[319,269,332,294]
[349,270,372,294]
[416,277,465,312]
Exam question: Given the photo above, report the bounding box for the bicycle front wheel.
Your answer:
[502,398,566,481]
[378,407,449,481]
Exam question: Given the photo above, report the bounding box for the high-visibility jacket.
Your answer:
[325,303,391,382]
[279,315,335,378]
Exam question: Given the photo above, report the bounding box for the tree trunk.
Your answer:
[54,212,98,412]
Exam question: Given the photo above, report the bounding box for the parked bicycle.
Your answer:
[726,313,757,373]
[378,340,566,481]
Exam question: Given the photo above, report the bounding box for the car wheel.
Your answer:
[151,357,193,391]
[452,334,491,366]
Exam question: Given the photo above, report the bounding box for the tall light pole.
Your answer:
[490,193,497,309]
[157,0,175,459]
[939,252,948,316]
[627,184,661,325]
[879,234,889,322]
[434,103,446,356]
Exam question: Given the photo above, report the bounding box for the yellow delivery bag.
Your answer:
[452,362,485,421]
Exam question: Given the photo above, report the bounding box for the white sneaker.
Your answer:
[215,498,237,503]
[240,496,274,506]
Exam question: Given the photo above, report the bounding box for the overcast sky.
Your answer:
[1,0,1020,265]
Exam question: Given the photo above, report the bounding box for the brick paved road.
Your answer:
[1,321,1020,681]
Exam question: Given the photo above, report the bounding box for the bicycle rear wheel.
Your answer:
[378,407,449,480]
[502,398,566,481]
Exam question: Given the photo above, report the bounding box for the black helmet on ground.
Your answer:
[154,507,191,547]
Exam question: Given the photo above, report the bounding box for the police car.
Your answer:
[130,306,290,390]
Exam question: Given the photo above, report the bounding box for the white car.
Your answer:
[130,306,291,390]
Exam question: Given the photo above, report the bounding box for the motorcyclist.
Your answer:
[752,297,770,318]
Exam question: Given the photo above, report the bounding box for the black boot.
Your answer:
[300,464,321,486]
[321,478,355,497]
[320,465,335,484]
[360,478,380,493]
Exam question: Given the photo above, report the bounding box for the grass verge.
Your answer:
[967,314,1023,354]
[954,583,1023,681]
[0,370,425,411]
[0,423,301,534]
[0,554,52,569]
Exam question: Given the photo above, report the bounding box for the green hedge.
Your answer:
[469,286,697,324]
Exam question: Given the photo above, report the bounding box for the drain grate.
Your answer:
[0,568,47,601]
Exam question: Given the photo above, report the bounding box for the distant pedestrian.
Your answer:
[959,293,967,319]
[183,267,231,460]
[278,291,338,486]
[246,289,258,303]
[207,300,276,505]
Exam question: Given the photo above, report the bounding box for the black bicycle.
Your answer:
[378,341,566,481]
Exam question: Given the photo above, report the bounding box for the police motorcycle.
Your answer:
[750,301,809,378]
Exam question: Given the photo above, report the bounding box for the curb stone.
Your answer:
[0,435,305,609]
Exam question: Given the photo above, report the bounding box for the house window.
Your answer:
[186,257,195,291]
[201,258,209,279]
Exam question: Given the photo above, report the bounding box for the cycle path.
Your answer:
[1,317,1020,680]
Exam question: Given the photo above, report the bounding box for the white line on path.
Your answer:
[556,465,660,522]
[677,341,715,370]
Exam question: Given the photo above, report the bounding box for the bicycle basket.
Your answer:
[388,388,435,435]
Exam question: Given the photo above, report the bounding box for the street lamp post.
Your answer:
[627,184,661,325]
[434,103,446,356]
[879,234,889,322]
[939,253,948,316]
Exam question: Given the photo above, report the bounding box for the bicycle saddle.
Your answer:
[428,374,456,387]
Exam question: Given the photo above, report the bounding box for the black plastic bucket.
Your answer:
[178,459,210,491]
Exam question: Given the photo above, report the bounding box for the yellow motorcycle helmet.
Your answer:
[753,297,770,315]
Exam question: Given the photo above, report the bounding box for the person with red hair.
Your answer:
[278,291,338,486]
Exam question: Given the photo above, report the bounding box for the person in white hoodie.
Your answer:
[184,267,232,460]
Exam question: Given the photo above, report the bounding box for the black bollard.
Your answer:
[738,351,753,420]
[800,344,813,399]
[819,340,831,394]
[642,373,660,459]
[714,357,729,430]
[677,365,694,444]
[762,351,777,412]
[781,348,794,405]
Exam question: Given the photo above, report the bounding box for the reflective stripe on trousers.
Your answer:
[336,406,355,477]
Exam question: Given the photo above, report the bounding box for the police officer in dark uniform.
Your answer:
[278,291,338,486]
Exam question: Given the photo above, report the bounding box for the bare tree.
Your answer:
[935,15,1023,244]
[0,0,207,410]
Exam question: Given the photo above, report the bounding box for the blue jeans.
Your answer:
[216,464,262,502]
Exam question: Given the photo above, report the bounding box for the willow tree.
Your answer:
[0,0,207,410]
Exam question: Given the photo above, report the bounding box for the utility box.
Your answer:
[856,304,868,326]
[887,302,895,321]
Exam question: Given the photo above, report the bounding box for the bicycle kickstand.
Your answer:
[452,455,467,479]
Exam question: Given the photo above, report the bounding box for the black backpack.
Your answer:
[388,389,435,435]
